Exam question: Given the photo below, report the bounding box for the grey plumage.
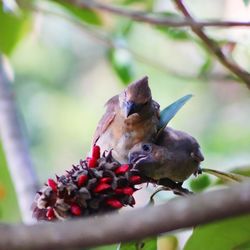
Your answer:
[129,127,204,183]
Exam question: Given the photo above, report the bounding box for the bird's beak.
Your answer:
[125,101,136,117]
[191,149,204,163]
[129,151,142,164]
[129,151,151,166]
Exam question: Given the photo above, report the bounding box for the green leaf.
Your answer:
[123,0,146,4]
[157,26,190,40]
[231,166,250,177]
[214,166,250,185]
[189,174,211,192]
[108,47,134,85]
[123,0,154,10]
[157,94,193,136]
[202,168,249,183]
[243,0,250,6]
[109,19,135,84]
[0,3,31,54]
[115,20,134,37]
[0,143,21,222]
[90,244,118,250]
[185,215,250,250]
[156,12,190,40]
[52,0,102,26]
[234,240,250,250]
[199,56,212,76]
[119,238,157,250]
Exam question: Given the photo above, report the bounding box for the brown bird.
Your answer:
[92,76,160,163]
[128,127,204,183]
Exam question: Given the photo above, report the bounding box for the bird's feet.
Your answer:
[157,178,193,196]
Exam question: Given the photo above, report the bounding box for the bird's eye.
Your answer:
[142,144,152,153]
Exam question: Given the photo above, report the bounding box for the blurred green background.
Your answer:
[0,0,250,249]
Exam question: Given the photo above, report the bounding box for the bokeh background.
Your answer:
[0,0,250,249]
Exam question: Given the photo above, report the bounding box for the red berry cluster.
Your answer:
[32,146,143,221]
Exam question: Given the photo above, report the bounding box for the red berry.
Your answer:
[130,175,142,184]
[115,164,130,174]
[94,183,111,193]
[88,157,97,168]
[106,199,123,208]
[77,175,88,187]
[115,187,134,196]
[47,179,57,192]
[46,207,55,220]
[70,204,81,216]
[99,177,112,184]
[123,187,134,195]
[92,145,100,159]
[130,196,136,206]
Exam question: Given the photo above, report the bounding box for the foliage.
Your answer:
[0,144,21,222]
[0,0,250,249]
[185,215,250,250]
[156,12,191,41]
[0,2,31,55]
[108,46,135,85]
[189,174,211,192]
[52,0,102,26]
[243,0,250,6]
[119,238,157,250]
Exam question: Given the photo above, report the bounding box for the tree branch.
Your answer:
[0,56,39,224]
[0,181,250,250]
[59,0,250,88]
[30,4,239,84]
[173,0,250,88]
[65,0,250,28]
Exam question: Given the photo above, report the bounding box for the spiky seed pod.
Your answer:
[32,146,144,221]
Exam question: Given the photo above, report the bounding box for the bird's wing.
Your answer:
[92,95,118,145]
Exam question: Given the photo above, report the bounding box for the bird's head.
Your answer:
[159,128,205,165]
[129,129,205,181]
[128,142,165,169]
[119,76,152,117]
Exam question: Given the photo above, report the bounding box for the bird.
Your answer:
[92,76,160,163]
[128,127,204,184]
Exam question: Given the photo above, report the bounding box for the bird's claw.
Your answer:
[173,187,193,196]
[157,178,193,196]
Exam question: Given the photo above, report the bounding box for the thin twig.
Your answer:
[32,5,235,83]
[0,56,39,224]
[157,178,193,196]
[59,0,250,87]
[66,0,250,28]
[173,0,250,88]
[0,181,250,250]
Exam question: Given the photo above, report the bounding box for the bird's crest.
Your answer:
[126,76,151,104]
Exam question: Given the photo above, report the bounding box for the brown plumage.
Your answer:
[128,127,204,183]
[92,76,160,163]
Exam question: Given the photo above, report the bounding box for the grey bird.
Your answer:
[129,127,204,183]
